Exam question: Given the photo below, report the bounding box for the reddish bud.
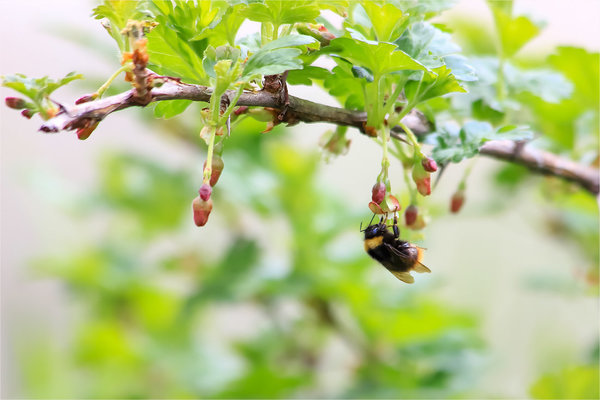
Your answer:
[234,106,249,116]
[412,163,432,196]
[411,214,427,230]
[199,183,212,201]
[380,194,400,213]
[76,121,99,140]
[416,176,431,196]
[5,97,27,109]
[203,155,224,186]
[21,109,34,119]
[371,182,386,204]
[421,157,438,173]
[450,190,465,213]
[75,93,97,105]
[405,205,418,226]
[192,196,213,227]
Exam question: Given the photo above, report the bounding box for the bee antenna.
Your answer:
[360,213,377,232]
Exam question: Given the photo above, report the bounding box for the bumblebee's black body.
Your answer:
[363,220,430,284]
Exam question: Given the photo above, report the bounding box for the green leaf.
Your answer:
[93,0,145,51]
[362,2,408,42]
[431,121,531,164]
[549,46,599,110]
[505,64,573,104]
[191,3,247,46]
[2,72,82,101]
[146,22,207,84]
[491,6,542,58]
[396,22,460,64]
[405,65,466,104]
[259,34,317,51]
[323,60,366,109]
[243,48,303,79]
[326,37,427,77]
[286,66,331,86]
[246,0,320,25]
[153,100,193,119]
[202,45,241,79]
[530,366,600,400]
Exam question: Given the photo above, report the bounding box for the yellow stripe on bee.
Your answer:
[364,236,384,251]
[416,247,424,263]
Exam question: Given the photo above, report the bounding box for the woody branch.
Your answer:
[38,73,599,195]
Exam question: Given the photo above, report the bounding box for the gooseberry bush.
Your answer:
[3,1,599,398]
[3,0,598,230]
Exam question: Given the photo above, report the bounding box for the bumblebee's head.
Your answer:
[364,223,386,239]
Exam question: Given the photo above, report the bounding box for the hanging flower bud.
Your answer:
[380,194,400,213]
[412,162,431,196]
[371,182,386,204]
[199,183,212,201]
[21,109,34,119]
[450,190,465,213]
[410,214,427,230]
[192,196,213,227]
[5,97,27,110]
[405,204,418,226]
[421,156,438,173]
[204,155,224,186]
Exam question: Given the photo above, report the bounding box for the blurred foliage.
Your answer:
[23,119,483,398]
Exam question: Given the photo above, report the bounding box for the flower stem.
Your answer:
[203,126,217,184]
[97,63,132,98]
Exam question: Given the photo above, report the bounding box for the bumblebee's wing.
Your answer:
[390,270,415,284]
[413,263,431,273]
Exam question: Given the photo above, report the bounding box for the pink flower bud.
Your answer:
[412,163,432,196]
[450,190,465,213]
[415,176,431,196]
[411,214,427,230]
[204,155,224,187]
[405,205,418,226]
[371,182,386,204]
[234,106,249,116]
[5,97,27,109]
[21,109,34,119]
[380,195,400,213]
[192,196,213,227]
[421,157,438,173]
[75,93,97,105]
[199,183,212,201]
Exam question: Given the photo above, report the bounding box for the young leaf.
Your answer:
[246,0,320,25]
[241,36,317,80]
[243,48,303,79]
[2,72,82,102]
[153,99,193,119]
[286,66,331,86]
[325,37,427,77]
[362,2,408,42]
[405,65,466,104]
[490,6,542,58]
[93,0,145,50]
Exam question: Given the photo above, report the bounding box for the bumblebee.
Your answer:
[363,215,431,283]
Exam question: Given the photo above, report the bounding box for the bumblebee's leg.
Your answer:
[392,214,400,238]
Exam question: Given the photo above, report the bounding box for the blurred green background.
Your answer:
[1,1,598,398]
